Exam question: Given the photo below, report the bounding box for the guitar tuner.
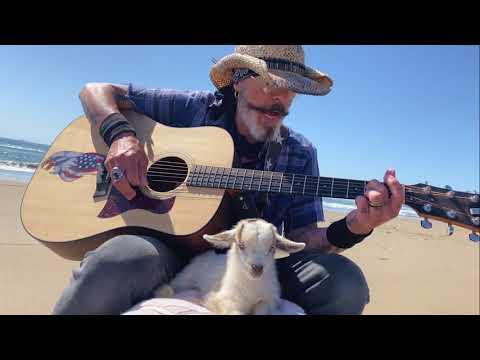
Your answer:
[446,210,456,219]
[423,204,432,213]
[421,218,432,229]
[471,217,480,226]
[470,195,479,203]
[447,224,454,236]
[469,232,480,243]
[445,185,452,191]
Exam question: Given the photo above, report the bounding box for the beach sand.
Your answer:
[1,180,478,315]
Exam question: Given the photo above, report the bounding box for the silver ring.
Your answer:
[111,166,124,182]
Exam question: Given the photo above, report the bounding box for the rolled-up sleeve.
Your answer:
[123,83,214,127]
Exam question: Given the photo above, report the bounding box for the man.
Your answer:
[53,45,404,315]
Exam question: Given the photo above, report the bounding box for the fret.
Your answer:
[258,171,263,191]
[186,165,193,186]
[290,174,295,194]
[210,167,215,188]
[315,176,320,197]
[268,172,273,192]
[241,169,246,190]
[279,173,283,193]
[302,176,307,195]
[218,167,223,188]
[200,166,206,187]
[225,168,231,189]
[220,167,227,189]
[249,170,254,190]
[349,180,365,198]
[330,178,334,197]
[232,168,238,190]
[210,167,216,188]
[346,179,350,198]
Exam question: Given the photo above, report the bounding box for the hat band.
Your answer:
[261,57,306,76]
[232,57,307,84]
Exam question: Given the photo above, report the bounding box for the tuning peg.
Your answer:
[447,224,454,236]
[421,218,432,229]
[469,232,480,242]
[445,185,452,190]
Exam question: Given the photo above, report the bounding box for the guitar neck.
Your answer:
[186,165,368,200]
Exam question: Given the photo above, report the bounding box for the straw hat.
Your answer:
[210,45,333,96]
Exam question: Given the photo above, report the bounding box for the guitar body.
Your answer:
[21,112,235,260]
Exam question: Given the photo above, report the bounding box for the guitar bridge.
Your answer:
[93,162,111,199]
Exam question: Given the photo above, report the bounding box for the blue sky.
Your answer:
[0,45,478,192]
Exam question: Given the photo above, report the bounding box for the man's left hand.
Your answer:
[346,168,405,235]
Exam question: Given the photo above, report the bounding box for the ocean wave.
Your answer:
[0,160,38,173]
[323,200,419,218]
[0,143,46,153]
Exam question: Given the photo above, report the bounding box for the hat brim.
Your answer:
[210,53,333,96]
[268,69,332,96]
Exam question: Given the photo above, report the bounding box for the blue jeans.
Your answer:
[52,235,370,315]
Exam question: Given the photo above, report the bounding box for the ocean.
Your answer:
[0,136,419,218]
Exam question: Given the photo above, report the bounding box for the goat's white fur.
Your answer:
[154,219,305,315]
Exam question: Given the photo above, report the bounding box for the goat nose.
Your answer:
[251,264,263,276]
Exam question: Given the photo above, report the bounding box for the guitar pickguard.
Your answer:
[42,150,176,219]
[98,186,175,218]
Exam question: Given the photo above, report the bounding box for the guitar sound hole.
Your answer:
[147,156,188,192]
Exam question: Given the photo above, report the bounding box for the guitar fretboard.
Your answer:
[186,165,367,200]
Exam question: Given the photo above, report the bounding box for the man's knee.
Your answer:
[77,235,180,284]
[53,235,183,314]
[309,254,369,315]
[280,252,370,315]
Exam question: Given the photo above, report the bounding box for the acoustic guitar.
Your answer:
[21,111,480,260]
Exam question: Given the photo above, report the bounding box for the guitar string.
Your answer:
[145,172,475,200]
[141,162,477,200]
[146,176,476,200]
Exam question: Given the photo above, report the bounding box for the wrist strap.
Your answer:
[99,113,136,147]
[326,217,373,249]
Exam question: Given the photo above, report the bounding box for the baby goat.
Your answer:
[154,218,305,315]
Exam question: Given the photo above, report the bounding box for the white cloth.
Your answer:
[123,290,305,315]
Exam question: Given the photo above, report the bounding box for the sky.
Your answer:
[0,45,478,192]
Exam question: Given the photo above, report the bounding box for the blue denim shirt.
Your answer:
[123,84,324,234]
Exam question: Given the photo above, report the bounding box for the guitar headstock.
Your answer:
[404,183,479,241]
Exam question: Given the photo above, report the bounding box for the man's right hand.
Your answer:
[104,132,149,200]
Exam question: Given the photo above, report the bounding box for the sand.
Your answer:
[1,180,478,315]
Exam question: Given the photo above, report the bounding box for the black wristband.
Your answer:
[326,217,373,249]
[99,113,137,147]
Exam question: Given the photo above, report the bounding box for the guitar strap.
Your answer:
[230,125,289,222]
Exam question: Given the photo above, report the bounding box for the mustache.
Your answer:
[246,101,289,117]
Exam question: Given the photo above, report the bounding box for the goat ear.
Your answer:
[275,234,305,255]
[203,229,236,249]
[271,225,305,256]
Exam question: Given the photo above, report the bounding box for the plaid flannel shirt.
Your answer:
[123,84,330,246]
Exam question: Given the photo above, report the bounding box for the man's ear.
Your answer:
[203,229,236,249]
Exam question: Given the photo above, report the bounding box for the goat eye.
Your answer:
[238,242,245,250]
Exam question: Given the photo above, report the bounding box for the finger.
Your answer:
[365,180,388,205]
[138,157,149,187]
[384,173,404,214]
[112,173,137,200]
[355,195,369,216]
[125,157,140,187]
[384,168,396,179]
